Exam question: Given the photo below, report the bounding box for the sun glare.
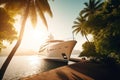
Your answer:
[14,15,49,51]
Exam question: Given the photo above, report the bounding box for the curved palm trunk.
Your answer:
[84,34,91,46]
[0,0,30,79]
[85,34,90,43]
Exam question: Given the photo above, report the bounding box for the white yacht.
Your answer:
[39,40,77,62]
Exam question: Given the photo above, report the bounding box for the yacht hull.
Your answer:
[39,40,77,62]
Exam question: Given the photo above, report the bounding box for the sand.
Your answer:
[21,62,120,80]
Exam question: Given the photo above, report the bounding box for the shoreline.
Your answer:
[0,52,37,56]
[0,49,38,57]
[1,54,120,80]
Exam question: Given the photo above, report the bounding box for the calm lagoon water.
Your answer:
[0,55,68,80]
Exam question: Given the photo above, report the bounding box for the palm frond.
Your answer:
[76,17,82,22]
[84,2,88,7]
[72,28,81,35]
[80,9,86,16]
[95,0,101,6]
[42,0,53,17]
[95,2,103,11]
[72,30,78,35]
[72,25,80,28]
[29,0,37,28]
[81,0,103,19]
[4,0,26,16]
[90,0,94,8]
[74,21,80,24]
[36,0,48,28]
[36,0,53,17]
[83,13,89,18]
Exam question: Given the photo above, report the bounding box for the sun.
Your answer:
[14,15,49,51]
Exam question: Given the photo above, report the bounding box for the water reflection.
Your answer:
[28,56,40,66]
[0,55,67,80]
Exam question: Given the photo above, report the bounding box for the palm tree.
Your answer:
[72,0,103,45]
[0,8,17,51]
[0,0,53,79]
[72,14,90,42]
[80,0,103,19]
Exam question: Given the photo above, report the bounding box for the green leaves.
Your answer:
[0,8,17,50]
[3,0,53,28]
[29,0,37,27]
[80,0,103,18]
[74,0,120,62]
[80,42,98,57]
[72,14,88,36]
[81,0,120,55]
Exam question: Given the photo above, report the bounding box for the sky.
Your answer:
[1,0,93,55]
[47,0,92,50]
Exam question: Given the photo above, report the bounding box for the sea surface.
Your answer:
[0,54,78,80]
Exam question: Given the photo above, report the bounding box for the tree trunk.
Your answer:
[0,0,30,79]
[84,34,91,46]
[85,34,90,42]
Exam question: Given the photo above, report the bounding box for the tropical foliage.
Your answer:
[72,14,89,42]
[0,0,53,79]
[72,0,103,42]
[73,0,120,63]
[80,0,103,19]
[0,8,17,51]
[0,0,53,27]
[80,42,99,57]
[85,0,120,55]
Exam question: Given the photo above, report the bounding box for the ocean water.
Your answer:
[0,55,68,80]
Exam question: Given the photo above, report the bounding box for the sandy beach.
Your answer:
[21,61,120,80]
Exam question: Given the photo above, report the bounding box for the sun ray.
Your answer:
[14,15,49,51]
